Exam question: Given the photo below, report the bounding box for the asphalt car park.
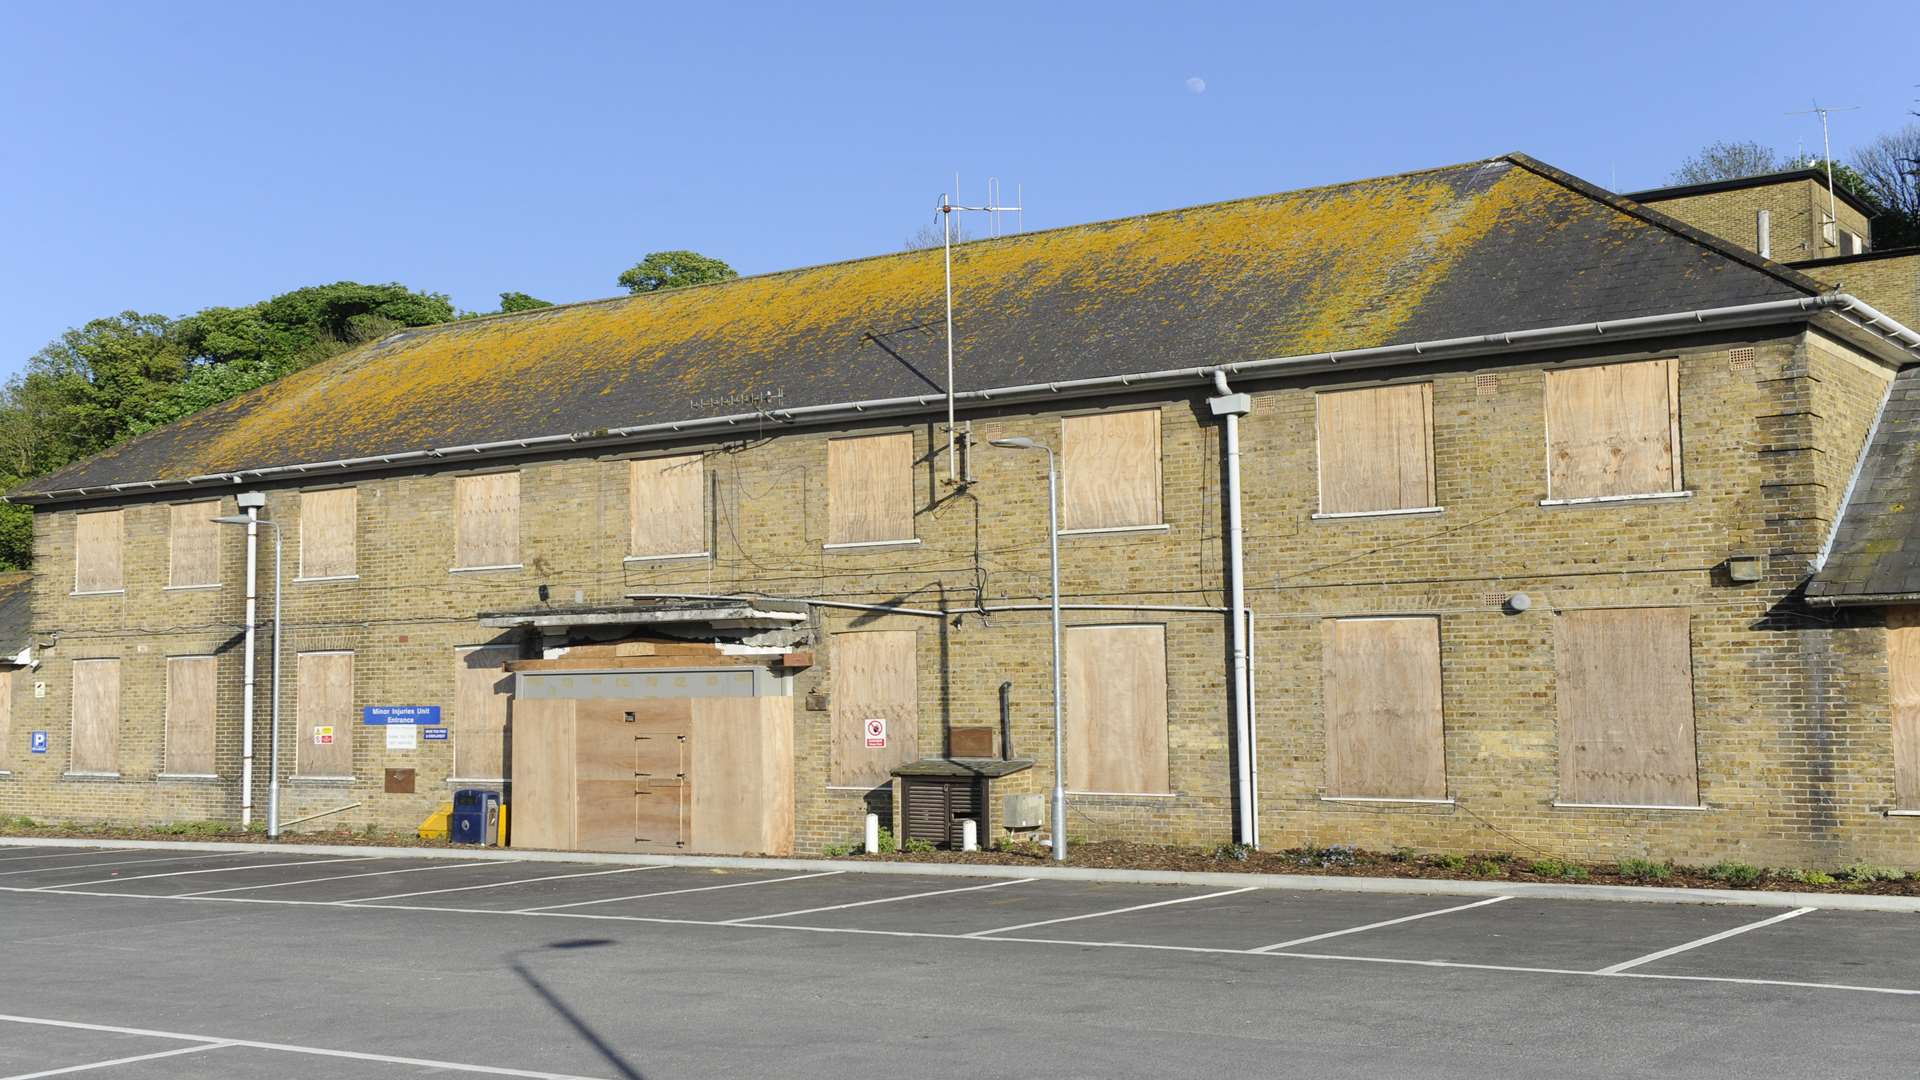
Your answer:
[3,844,1919,1079]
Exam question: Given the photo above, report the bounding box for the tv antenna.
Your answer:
[1787,101,1859,247]
[936,174,1023,485]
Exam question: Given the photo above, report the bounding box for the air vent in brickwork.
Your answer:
[1729,347,1755,371]
[1475,373,1498,396]
[1482,592,1509,607]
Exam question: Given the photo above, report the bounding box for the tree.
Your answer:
[497,291,554,313]
[617,250,738,294]
[1667,140,1784,184]
[1852,124,1920,248]
[903,217,975,250]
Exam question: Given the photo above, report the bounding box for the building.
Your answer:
[6,153,1920,867]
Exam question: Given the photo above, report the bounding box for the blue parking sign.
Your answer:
[29,731,48,754]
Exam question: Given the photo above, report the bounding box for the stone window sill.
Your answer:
[288,775,355,785]
[1058,524,1169,537]
[294,575,360,584]
[1539,490,1692,508]
[822,539,920,551]
[624,552,710,564]
[1320,795,1454,805]
[449,564,523,574]
[164,584,221,593]
[62,771,122,781]
[157,773,222,783]
[1312,507,1444,521]
[70,589,126,598]
[1552,801,1707,811]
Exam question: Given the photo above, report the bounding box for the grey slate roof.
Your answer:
[1810,368,1920,603]
[0,573,31,658]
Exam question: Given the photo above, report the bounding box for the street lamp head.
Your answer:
[209,515,254,525]
[989,437,1041,450]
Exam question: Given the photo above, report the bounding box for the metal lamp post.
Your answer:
[989,436,1066,863]
[213,513,283,838]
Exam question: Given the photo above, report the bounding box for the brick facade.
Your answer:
[1640,176,1874,262]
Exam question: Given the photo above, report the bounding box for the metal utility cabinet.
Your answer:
[892,758,1034,849]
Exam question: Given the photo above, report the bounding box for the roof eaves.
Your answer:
[1624,168,1881,219]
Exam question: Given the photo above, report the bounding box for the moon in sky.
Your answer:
[1185,76,1207,95]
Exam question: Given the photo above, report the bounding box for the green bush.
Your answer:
[1212,842,1252,862]
[1839,862,1903,883]
[1528,858,1589,880]
[5,816,38,830]
[1430,853,1467,871]
[875,828,899,855]
[1708,861,1763,886]
[1467,859,1504,878]
[1617,858,1673,882]
[1780,868,1836,886]
[901,838,936,854]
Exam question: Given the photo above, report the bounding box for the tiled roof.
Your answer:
[1810,368,1920,602]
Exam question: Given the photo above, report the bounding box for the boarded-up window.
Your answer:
[455,472,519,568]
[1321,617,1445,798]
[629,455,705,557]
[1556,607,1698,806]
[454,646,516,780]
[0,670,12,770]
[296,652,354,778]
[168,502,221,587]
[1061,409,1162,530]
[826,433,914,545]
[165,656,218,776]
[1065,624,1170,794]
[830,630,918,786]
[1887,607,1920,810]
[1544,359,1681,500]
[74,510,124,593]
[71,658,120,775]
[1316,384,1435,514]
[300,488,357,579]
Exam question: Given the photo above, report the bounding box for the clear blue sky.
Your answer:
[3,1,1915,380]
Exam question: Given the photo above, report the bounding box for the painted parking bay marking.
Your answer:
[963,886,1259,938]
[1250,895,1513,953]
[1595,906,1816,975]
[726,876,1034,923]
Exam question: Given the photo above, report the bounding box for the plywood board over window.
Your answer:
[830,630,918,786]
[454,646,517,781]
[296,652,354,778]
[1887,607,1920,810]
[826,433,914,545]
[1556,607,1699,807]
[71,659,120,774]
[1065,624,1170,794]
[1544,359,1681,500]
[168,501,222,588]
[1061,409,1162,530]
[0,670,13,771]
[455,472,519,568]
[629,454,705,557]
[1321,617,1445,799]
[165,656,218,776]
[1316,384,1435,514]
[300,488,358,579]
[73,510,124,593]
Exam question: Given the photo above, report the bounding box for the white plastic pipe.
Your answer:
[864,813,880,854]
[962,818,979,852]
[1212,372,1256,849]
[239,507,258,829]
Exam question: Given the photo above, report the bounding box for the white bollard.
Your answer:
[961,818,979,853]
[864,813,880,854]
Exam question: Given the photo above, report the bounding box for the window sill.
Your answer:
[624,552,710,564]
[164,584,221,593]
[449,564,523,574]
[289,775,355,784]
[62,771,122,780]
[157,773,222,783]
[825,784,886,792]
[1058,524,1169,537]
[822,539,920,551]
[1312,507,1444,521]
[1885,809,1920,818]
[294,575,359,584]
[1552,801,1707,811]
[1320,795,1454,805]
[1539,491,1692,508]
[69,589,126,598]
[1067,790,1180,799]
[447,777,509,786]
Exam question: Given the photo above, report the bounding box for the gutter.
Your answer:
[12,293,1919,508]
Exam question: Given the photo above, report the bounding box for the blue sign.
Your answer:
[422,727,450,742]
[362,705,441,726]
[29,731,48,754]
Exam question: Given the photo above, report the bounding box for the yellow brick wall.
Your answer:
[1641,178,1871,261]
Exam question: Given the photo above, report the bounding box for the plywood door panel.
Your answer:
[300,488,358,578]
[629,455,705,556]
[1316,384,1434,514]
[634,731,688,783]
[575,779,642,852]
[1556,607,1698,806]
[168,502,221,587]
[1064,625,1170,794]
[508,699,575,850]
[74,510,123,593]
[1321,618,1445,798]
[455,472,519,568]
[830,630,918,787]
[633,786,687,851]
[295,652,354,778]
[691,696,794,856]
[1061,409,1162,530]
[454,646,516,780]
[826,432,914,544]
[1888,607,1920,809]
[71,659,120,774]
[1545,360,1678,500]
[165,656,218,776]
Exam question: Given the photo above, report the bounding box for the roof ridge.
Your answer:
[1502,153,1830,298]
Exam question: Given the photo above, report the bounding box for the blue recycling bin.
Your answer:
[451,788,501,846]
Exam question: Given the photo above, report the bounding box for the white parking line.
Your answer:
[0,1040,233,1079]
[725,876,1034,923]
[1595,907,1816,975]
[45,857,377,890]
[0,849,138,864]
[963,886,1259,937]
[1250,895,1513,952]
[0,1014,614,1079]
[516,870,846,913]
[0,853,253,878]
[344,864,656,903]
[181,860,505,896]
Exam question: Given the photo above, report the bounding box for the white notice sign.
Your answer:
[864,717,887,748]
[386,725,418,751]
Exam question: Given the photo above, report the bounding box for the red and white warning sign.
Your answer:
[863,717,887,748]
[313,725,335,746]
